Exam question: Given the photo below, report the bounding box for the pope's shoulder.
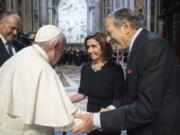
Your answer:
[8,46,53,71]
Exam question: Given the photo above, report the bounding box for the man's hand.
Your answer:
[100,108,112,112]
[71,113,94,134]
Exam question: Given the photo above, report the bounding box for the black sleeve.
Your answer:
[111,65,124,107]
[78,65,86,94]
[78,62,91,94]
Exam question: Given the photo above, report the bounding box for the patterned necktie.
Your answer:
[5,42,13,56]
[123,51,129,79]
[123,51,129,63]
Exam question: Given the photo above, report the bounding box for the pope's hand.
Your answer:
[71,113,94,134]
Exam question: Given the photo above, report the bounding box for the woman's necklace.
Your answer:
[92,60,107,72]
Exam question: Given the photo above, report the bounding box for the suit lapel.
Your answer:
[124,30,148,103]
[126,29,148,82]
[128,29,148,64]
[0,38,11,58]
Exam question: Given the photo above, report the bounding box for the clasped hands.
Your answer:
[71,107,112,134]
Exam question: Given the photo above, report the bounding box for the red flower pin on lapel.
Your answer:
[127,68,133,74]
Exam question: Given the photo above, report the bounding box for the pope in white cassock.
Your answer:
[0,25,83,135]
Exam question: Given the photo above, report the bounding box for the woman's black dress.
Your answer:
[79,59,124,135]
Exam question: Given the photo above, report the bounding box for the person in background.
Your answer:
[0,25,82,135]
[70,32,124,135]
[0,11,23,66]
[27,31,36,45]
[72,8,180,135]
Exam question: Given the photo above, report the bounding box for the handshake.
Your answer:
[70,107,112,134]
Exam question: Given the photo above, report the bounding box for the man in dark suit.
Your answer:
[72,8,180,135]
[0,11,21,66]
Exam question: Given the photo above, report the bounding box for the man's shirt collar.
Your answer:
[128,28,143,53]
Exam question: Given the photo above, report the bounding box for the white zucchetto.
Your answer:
[35,25,61,42]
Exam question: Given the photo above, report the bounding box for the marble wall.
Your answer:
[58,0,87,44]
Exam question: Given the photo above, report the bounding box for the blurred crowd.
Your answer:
[58,47,129,68]
[10,30,129,68]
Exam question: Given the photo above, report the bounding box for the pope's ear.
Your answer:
[51,40,58,50]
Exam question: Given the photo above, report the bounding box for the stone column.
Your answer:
[94,0,103,32]
[32,0,40,31]
[39,0,48,26]
[0,0,6,12]
[173,1,180,62]
[102,0,113,32]
[52,0,60,26]
[6,0,11,11]
[87,0,103,34]
[87,1,95,34]
[11,0,18,11]
[21,0,32,32]
[146,0,151,30]
[115,0,119,9]
[154,0,158,33]
[5,0,18,12]
[48,0,53,24]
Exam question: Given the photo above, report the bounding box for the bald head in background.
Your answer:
[0,11,20,42]
[0,12,21,66]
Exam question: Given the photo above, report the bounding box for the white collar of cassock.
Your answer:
[32,44,50,63]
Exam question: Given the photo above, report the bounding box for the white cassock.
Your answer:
[0,45,82,135]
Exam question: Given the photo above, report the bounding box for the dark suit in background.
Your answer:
[11,39,25,52]
[0,38,11,66]
[101,29,180,135]
[0,12,21,67]
[0,38,25,66]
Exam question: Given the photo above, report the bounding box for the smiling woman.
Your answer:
[84,32,112,72]
[70,32,124,135]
